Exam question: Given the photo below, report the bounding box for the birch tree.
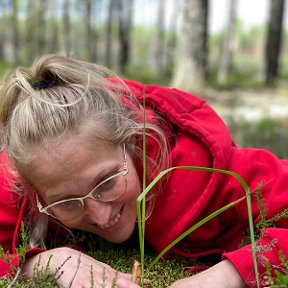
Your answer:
[105,0,116,68]
[217,0,238,83]
[171,0,209,93]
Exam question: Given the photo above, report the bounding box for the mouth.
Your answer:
[99,206,124,229]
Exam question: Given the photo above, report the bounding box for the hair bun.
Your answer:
[31,79,52,90]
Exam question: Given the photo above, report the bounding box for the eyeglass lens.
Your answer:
[47,171,127,220]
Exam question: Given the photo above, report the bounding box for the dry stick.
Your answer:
[7,267,22,288]
[131,260,142,285]
[67,252,82,288]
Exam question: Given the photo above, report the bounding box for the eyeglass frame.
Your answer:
[36,144,129,220]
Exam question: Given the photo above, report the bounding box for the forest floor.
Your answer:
[202,87,288,123]
[200,86,288,158]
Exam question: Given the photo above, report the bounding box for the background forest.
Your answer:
[0,0,288,157]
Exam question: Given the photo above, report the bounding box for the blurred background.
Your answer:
[0,0,288,157]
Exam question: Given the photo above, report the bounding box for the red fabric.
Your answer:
[1,80,288,286]
[0,152,19,252]
[122,80,288,286]
[0,151,21,276]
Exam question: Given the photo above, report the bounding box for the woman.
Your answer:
[0,54,288,287]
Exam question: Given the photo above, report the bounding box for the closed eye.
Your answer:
[95,176,118,193]
[53,199,82,210]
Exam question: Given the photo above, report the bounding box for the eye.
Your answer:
[52,200,83,211]
[98,176,118,191]
[91,174,119,198]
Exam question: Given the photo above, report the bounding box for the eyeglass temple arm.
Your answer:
[123,143,128,172]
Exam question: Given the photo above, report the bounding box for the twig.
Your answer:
[131,260,142,285]
[7,267,22,288]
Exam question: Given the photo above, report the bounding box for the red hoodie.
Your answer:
[1,80,288,286]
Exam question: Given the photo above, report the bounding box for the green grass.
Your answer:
[228,117,288,159]
[89,249,187,287]
[0,249,188,287]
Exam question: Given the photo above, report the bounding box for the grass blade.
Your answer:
[137,165,260,287]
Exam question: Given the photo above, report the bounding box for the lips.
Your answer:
[99,206,123,229]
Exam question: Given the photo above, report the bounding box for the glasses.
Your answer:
[36,144,129,221]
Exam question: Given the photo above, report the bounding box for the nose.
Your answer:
[84,198,112,226]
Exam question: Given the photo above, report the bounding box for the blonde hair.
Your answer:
[0,54,169,248]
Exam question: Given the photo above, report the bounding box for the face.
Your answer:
[27,135,141,243]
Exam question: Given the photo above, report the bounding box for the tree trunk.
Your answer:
[47,0,59,53]
[118,0,133,73]
[25,0,37,64]
[105,0,115,68]
[37,0,47,55]
[0,0,9,60]
[85,0,92,61]
[217,0,238,83]
[63,0,71,56]
[11,0,20,64]
[154,0,166,72]
[171,0,209,93]
[85,0,98,62]
[265,0,285,84]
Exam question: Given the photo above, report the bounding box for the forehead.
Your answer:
[26,135,122,193]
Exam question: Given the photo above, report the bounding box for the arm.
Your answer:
[21,247,140,288]
[222,148,288,285]
[224,227,288,287]
[168,147,288,287]
[169,260,243,288]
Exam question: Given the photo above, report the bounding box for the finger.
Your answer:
[115,276,141,288]
[118,272,151,284]
[118,272,132,279]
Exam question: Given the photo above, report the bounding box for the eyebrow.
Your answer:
[46,163,122,201]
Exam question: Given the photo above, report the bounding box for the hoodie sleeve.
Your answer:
[0,151,21,276]
[0,151,20,252]
[221,146,288,286]
[0,151,48,277]
[223,228,288,287]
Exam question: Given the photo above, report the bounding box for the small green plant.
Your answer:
[0,222,28,286]
[16,222,28,265]
[265,251,288,286]
[98,268,118,288]
[32,254,62,287]
[0,223,65,287]
[137,165,260,287]
[89,265,95,288]
[229,117,288,159]
[89,248,187,287]
[252,185,288,286]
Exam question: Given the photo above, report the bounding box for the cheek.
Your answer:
[60,218,83,229]
[126,174,141,200]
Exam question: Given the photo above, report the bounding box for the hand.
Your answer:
[168,260,244,288]
[21,247,140,288]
